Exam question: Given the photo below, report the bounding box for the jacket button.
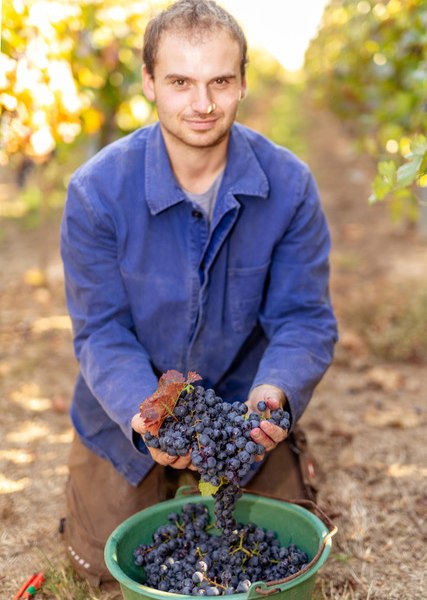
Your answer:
[192,209,203,219]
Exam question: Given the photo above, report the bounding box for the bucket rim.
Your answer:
[104,492,333,597]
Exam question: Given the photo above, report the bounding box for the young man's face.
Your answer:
[142,28,246,152]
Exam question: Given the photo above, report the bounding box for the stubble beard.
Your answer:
[164,121,230,151]
[160,107,239,152]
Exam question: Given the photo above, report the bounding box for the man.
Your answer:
[60,0,337,587]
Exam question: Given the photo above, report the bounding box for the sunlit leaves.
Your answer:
[369,136,427,203]
[397,154,424,188]
[81,107,105,135]
[1,1,85,162]
[0,0,159,164]
[369,161,397,203]
[306,0,427,218]
[116,95,152,131]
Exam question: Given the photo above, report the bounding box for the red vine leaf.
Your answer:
[139,370,202,435]
[187,371,203,384]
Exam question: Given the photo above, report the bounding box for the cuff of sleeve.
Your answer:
[132,428,149,455]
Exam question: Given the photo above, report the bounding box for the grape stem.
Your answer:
[159,400,179,421]
[202,573,227,591]
[230,532,252,557]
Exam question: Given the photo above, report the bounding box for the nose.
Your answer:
[191,85,215,115]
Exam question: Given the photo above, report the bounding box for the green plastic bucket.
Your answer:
[105,488,336,600]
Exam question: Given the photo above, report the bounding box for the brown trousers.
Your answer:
[63,429,317,587]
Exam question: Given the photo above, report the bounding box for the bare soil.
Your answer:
[1,103,426,600]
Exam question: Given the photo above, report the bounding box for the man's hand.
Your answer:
[246,384,288,459]
[131,412,197,470]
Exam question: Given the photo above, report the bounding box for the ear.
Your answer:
[141,64,156,102]
[239,77,247,101]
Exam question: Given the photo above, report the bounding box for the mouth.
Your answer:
[184,118,218,131]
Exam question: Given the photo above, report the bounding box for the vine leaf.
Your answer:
[198,476,228,497]
[199,480,221,497]
[139,370,202,435]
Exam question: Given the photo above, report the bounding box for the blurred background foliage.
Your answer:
[0,0,426,224]
[1,0,159,163]
[304,0,427,222]
[0,0,161,223]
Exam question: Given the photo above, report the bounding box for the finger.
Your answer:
[250,426,276,452]
[264,395,282,410]
[251,423,287,452]
[156,450,194,470]
[131,413,146,435]
[246,397,269,415]
[168,455,192,470]
[149,448,181,466]
[259,419,288,443]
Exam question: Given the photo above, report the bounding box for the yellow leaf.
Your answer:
[198,481,220,497]
[82,107,104,135]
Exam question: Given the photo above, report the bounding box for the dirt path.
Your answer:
[1,101,426,600]
[300,102,427,599]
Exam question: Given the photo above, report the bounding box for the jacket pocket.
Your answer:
[228,261,270,333]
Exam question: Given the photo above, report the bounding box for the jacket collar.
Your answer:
[145,122,269,216]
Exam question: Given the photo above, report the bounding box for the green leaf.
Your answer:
[198,480,221,496]
[396,155,423,189]
[369,161,397,203]
[369,176,389,203]
[419,150,427,177]
[410,135,427,157]
[378,160,397,180]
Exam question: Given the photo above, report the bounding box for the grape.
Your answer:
[245,440,257,454]
[133,502,309,595]
[140,385,295,593]
[235,436,247,449]
[143,384,290,533]
[197,560,208,572]
[236,580,251,593]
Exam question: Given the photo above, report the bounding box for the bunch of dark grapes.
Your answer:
[143,385,290,532]
[133,502,309,595]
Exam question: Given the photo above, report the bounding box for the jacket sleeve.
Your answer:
[60,174,158,445]
[251,168,338,425]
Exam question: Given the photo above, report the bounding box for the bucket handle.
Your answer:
[174,486,338,598]
[174,485,199,498]
[240,491,338,597]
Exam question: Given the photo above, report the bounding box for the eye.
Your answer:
[214,78,228,86]
[173,79,187,87]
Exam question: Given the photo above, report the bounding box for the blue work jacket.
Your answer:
[60,122,338,485]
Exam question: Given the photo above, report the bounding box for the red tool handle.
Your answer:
[13,572,45,599]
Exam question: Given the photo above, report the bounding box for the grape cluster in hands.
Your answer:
[143,385,290,532]
[133,502,309,595]
[136,385,302,595]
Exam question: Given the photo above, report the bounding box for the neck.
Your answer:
[160,126,229,194]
